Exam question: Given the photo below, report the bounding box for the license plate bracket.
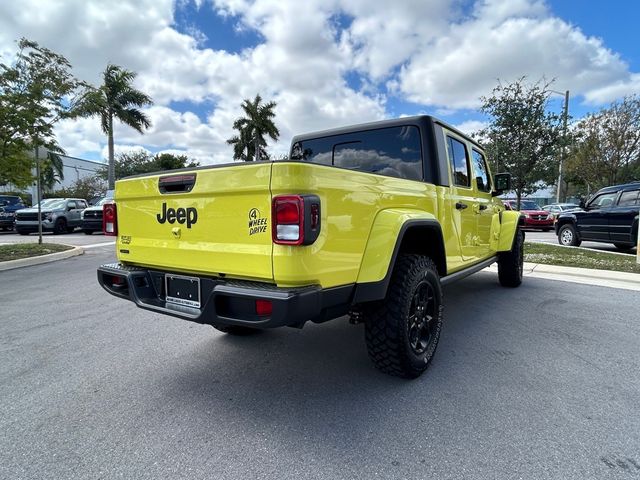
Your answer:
[165,274,201,308]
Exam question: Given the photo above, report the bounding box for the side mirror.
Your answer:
[492,173,511,197]
[579,198,586,209]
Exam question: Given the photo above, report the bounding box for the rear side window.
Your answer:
[290,126,423,181]
[446,136,470,187]
[471,149,491,192]
[618,190,639,206]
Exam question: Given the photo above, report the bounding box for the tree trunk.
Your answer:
[35,143,43,245]
[108,113,115,190]
[516,189,522,211]
[254,135,260,162]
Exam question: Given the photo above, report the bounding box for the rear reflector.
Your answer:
[103,202,117,236]
[255,299,273,316]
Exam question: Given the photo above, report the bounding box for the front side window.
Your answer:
[447,136,470,187]
[471,149,491,192]
[290,125,423,181]
[589,192,618,209]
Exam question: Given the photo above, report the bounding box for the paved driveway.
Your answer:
[0,230,114,247]
[1,247,639,479]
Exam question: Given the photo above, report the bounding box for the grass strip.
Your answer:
[0,243,73,262]
[524,241,640,274]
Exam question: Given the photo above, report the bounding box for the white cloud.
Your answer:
[398,0,637,108]
[1,0,639,166]
[582,73,640,105]
[454,120,489,136]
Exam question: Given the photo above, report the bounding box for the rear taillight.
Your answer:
[272,195,321,245]
[103,202,117,236]
[273,195,304,245]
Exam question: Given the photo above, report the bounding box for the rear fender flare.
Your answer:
[353,209,444,303]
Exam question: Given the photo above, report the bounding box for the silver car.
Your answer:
[541,203,582,215]
[15,198,88,235]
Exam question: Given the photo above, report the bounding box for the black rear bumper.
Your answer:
[82,219,102,231]
[97,263,353,329]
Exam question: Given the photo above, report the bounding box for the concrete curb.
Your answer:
[486,262,640,291]
[0,245,84,272]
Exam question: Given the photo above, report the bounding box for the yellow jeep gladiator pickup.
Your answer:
[98,115,522,378]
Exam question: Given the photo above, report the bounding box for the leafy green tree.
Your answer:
[0,38,80,189]
[478,78,562,209]
[76,64,153,189]
[565,96,640,194]
[227,94,279,161]
[50,175,108,201]
[97,151,199,180]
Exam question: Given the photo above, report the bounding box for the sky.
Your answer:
[0,0,638,165]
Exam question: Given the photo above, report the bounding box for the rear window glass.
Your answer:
[618,190,639,206]
[290,126,423,181]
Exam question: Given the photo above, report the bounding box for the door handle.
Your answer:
[472,203,488,214]
[455,202,468,210]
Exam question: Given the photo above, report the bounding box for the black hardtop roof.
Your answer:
[595,180,640,195]
[290,115,484,151]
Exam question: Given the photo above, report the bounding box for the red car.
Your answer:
[503,199,554,231]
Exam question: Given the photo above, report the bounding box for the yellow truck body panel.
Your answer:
[115,162,274,282]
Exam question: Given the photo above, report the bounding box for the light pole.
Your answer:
[550,89,570,203]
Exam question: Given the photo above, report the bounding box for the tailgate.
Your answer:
[114,163,274,282]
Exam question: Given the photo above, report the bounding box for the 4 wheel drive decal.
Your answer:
[156,202,198,228]
[248,208,268,235]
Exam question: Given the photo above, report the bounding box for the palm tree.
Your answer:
[227,94,279,161]
[41,150,65,190]
[77,64,153,189]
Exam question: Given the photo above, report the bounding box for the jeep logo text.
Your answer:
[156,202,198,228]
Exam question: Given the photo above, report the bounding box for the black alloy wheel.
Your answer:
[407,280,437,355]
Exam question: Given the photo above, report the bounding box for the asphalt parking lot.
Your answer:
[525,230,637,255]
[1,246,639,479]
[0,229,115,248]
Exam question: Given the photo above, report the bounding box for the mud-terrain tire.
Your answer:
[213,325,261,336]
[558,224,581,247]
[53,218,67,235]
[364,254,443,379]
[498,229,524,288]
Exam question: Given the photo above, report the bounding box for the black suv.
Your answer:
[0,195,27,231]
[555,181,639,250]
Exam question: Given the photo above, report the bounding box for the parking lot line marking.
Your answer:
[83,241,116,249]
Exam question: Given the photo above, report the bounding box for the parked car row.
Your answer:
[0,196,112,235]
[500,183,638,250]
